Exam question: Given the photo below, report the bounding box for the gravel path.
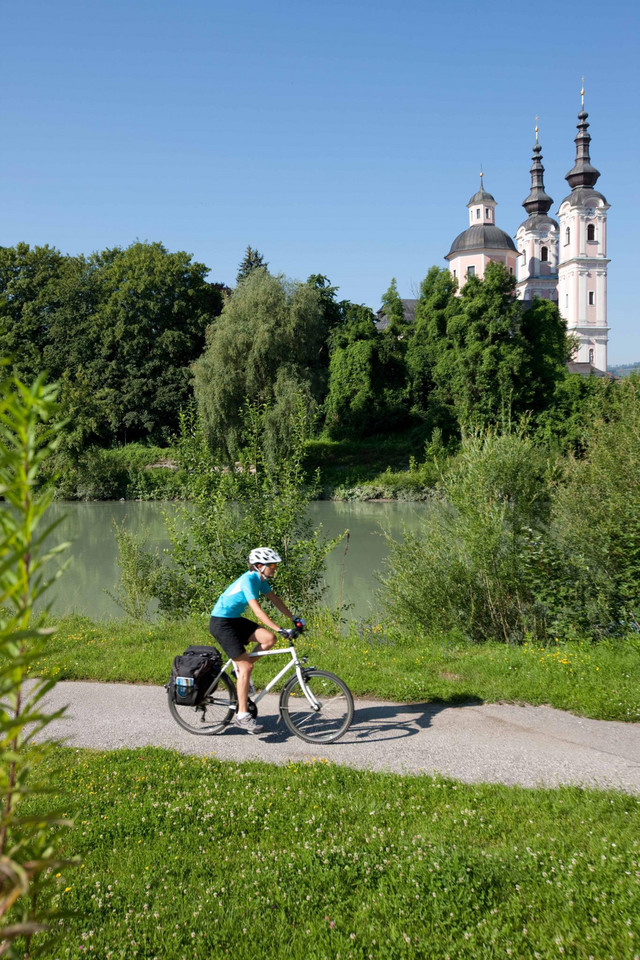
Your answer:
[39,680,640,795]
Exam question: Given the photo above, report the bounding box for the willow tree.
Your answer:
[193,269,326,461]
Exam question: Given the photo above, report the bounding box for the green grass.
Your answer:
[21,747,640,959]
[31,612,640,722]
[303,427,440,499]
[48,429,441,503]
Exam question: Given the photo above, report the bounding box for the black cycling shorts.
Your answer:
[209,616,258,659]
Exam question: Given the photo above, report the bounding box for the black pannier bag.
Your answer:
[169,645,223,706]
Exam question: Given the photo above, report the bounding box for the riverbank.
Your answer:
[47,429,441,502]
[33,613,640,722]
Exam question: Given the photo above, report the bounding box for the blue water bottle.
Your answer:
[176,676,194,703]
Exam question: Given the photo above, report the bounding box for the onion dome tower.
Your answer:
[515,122,559,303]
[445,174,518,290]
[557,84,610,372]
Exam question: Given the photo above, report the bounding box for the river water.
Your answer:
[41,501,427,621]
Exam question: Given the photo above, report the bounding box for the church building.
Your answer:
[444,91,610,372]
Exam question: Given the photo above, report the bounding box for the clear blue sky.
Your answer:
[3,0,639,363]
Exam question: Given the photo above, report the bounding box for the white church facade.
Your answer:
[445,94,610,372]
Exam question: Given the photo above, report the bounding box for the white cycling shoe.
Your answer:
[234,714,264,734]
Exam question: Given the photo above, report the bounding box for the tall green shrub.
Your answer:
[0,371,75,957]
[156,400,344,617]
[551,376,640,632]
[107,522,164,620]
[380,428,553,643]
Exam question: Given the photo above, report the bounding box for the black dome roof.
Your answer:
[467,187,496,205]
[447,224,517,256]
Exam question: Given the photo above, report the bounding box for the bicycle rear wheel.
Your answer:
[168,672,236,735]
[280,669,354,743]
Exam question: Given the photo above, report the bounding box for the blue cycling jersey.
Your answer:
[211,570,272,618]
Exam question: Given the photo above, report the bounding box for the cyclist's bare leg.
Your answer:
[234,628,276,713]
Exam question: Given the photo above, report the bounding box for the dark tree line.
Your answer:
[0,241,227,449]
[323,262,573,443]
[2,239,586,462]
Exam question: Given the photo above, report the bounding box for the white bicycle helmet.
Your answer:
[248,547,282,565]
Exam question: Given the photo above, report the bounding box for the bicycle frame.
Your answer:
[210,644,322,711]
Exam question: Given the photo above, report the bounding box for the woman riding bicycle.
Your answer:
[209,547,298,734]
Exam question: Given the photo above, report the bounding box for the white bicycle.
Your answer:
[167,625,354,744]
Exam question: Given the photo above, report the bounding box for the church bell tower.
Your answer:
[557,85,610,371]
[516,123,559,303]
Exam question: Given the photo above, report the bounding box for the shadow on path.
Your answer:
[346,697,483,744]
[257,695,484,745]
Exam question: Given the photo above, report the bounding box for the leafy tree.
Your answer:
[518,297,572,416]
[80,242,217,444]
[193,269,326,460]
[304,274,354,378]
[405,266,458,432]
[324,305,381,437]
[305,275,348,333]
[236,246,268,284]
[534,372,614,453]
[0,369,75,954]
[0,241,224,450]
[324,301,410,438]
[441,262,525,429]
[0,244,67,384]
[380,277,405,334]
[416,263,569,438]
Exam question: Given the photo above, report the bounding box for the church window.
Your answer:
[485,207,491,219]
[476,209,481,220]
[589,291,595,305]
[587,224,596,242]
[541,246,548,262]
[589,348,594,364]
[509,266,513,275]
[467,265,476,277]
[453,269,457,279]
[565,227,571,245]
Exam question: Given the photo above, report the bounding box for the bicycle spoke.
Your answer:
[168,672,236,735]
[280,670,353,743]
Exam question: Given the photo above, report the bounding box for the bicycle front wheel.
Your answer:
[168,672,236,735]
[280,669,354,743]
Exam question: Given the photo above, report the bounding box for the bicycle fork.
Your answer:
[295,666,322,712]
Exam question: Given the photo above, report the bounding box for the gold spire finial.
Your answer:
[535,116,539,143]
[581,77,585,107]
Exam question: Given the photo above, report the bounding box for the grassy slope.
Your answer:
[304,427,439,499]
[32,613,640,722]
[54,428,439,501]
[24,748,640,960]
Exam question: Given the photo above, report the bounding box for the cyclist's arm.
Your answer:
[265,591,294,621]
[246,596,282,633]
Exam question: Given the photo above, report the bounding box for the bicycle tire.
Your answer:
[279,669,354,743]
[168,672,236,735]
